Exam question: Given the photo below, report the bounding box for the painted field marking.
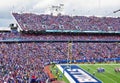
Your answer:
[57,64,102,83]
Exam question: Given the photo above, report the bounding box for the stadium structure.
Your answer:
[0,9,120,83]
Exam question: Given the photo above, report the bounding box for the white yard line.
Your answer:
[79,64,120,65]
[60,63,120,66]
[56,64,76,83]
[102,67,120,82]
[84,65,118,83]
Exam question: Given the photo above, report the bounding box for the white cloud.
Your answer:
[0,0,120,27]
[33,0,54,9]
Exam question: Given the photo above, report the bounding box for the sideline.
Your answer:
[44,65,55,79]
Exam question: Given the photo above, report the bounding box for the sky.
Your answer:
[0,0,120,29]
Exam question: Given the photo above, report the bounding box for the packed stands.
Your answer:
[0,13,119,82]
[0,42,120,82]
[13,13,120,31]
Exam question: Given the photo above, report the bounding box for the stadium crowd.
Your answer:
[0,43,49,83]
[0,42,120,82]
[0,13,119,83]
[13,13,120,31]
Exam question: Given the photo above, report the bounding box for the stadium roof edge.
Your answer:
[12,12,120,18]
[11,12,23,31]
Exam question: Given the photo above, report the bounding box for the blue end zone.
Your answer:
[60,65,102,83]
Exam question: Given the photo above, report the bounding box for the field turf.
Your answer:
[51,63,120,83]
[79,64,120,83]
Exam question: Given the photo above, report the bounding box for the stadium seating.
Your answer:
[0,13,119,82]
[13,13,120,31]
[0,42,120,82]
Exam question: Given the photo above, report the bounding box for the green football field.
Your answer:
[51,63,120,83]
[79,64,120,83]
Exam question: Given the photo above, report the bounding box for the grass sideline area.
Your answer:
[50,63,120,83]
[50,65,70,83]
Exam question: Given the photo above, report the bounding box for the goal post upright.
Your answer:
[67,41,73,64]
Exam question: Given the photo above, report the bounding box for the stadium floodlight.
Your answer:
[60,4,64,6]
[50,4,64,15]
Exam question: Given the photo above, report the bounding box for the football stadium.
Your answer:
[0,0,120,83]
